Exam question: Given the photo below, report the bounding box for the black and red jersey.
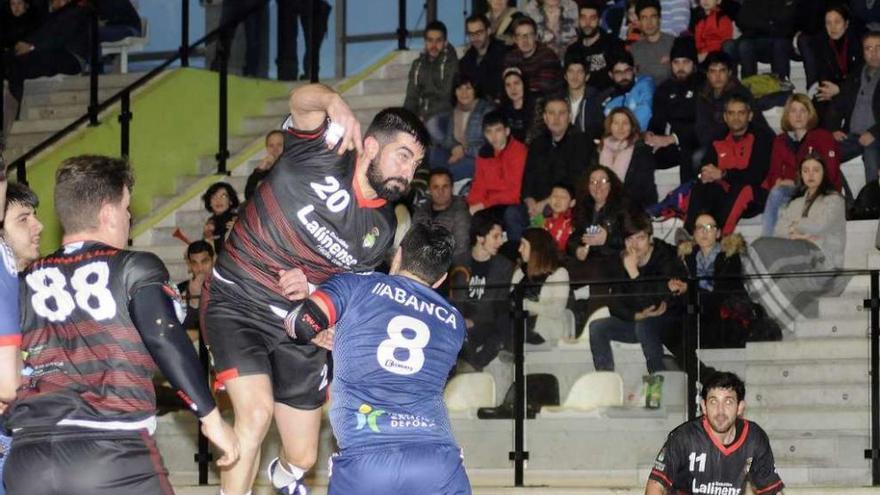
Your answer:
[216,119,397,306]
[10,242,178,431]
[649,417,784,495]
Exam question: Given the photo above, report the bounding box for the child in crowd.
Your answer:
[692,0,733,63]
[543,182,576,254]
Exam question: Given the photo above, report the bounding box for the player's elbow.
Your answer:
[645,480,667,495]
[0,376,20,403]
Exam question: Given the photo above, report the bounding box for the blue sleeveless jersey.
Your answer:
[314,272,466,451]
[0,240,20,347]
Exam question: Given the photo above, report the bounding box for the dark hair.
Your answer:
[603,107,641,144]
[465,13,490,29]
[521,228,561,279]
[399,222,456,283]
[863,30,880,45]
[427,167,454,185]
[575,164,626,219]
[543,94,570,112]
[469,209,502,246]
[792,153,837,216]
[451,72,481,107]
[723,92,752,112]
[511,15,538,35]
[608,50,635,70]
[700,371,746,402]
[54,155,134,235]
[365,107,431,155]
[577,0,605,15]
[551,181,575,198]
[202,182,240,214]
[563,53,588,72]
[635,0,661,17]
[186,240,215,260]
[704,50,734,71]
[4,182,39,216]
[265,129,284,145]
[825,3,850,22]
[482,110,509,130]
[688,211,719,235]
[621,209,653,238]
[425,20,448,39]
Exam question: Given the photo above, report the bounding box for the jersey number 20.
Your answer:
[377,315,430,375]
[26,262,117,322]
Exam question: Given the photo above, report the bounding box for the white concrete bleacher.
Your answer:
[101,18,149,74]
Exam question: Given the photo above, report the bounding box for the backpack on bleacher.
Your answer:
[477,373,560,419]
[848,181,880,220]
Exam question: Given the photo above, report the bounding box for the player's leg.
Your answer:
[221,374,276,495]
[269,404,323,493]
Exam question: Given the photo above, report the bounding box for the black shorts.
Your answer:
[202,271,330,409]
[4,427,173,495]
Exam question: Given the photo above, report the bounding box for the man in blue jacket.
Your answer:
[599,51,655,130]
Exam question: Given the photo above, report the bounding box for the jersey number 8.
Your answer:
[26,262,117,322]
[377,315,430,375]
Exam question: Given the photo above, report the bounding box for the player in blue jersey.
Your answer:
[0,169,20,495]
[284,223,471,495]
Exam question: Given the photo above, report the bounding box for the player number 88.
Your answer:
[26,262,117,322]
[377,315,430,375]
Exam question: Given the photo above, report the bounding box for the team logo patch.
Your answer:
[362,227,380,248]
[355,403,385,432]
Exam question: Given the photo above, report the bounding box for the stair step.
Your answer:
[344,92,404,109]
[749,383,869,408]
[793,316,869,339]
[747,338,868,361]
[747,360,868,385]
[378,62,412,79]
[10,117,79,135]
[23,103,91,121]
[357,77,407,96]
[746,405,869,431]
[22,73,144,94]
[768,432,869,465]
[22,88,120,107]
[241,114,284,135]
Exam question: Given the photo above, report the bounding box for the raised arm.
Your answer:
[288,83,363,155]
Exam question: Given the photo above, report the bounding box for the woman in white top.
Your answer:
[511,227,571,344]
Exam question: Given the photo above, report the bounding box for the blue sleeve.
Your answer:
[312,273,364,326]
[633,77,655,131]
[0,245,20,346]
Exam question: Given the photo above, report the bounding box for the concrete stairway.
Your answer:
[3,73,146,162]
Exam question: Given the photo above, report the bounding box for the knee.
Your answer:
[235,403,274,444]
[284,445,318,470]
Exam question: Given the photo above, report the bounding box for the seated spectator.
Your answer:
[522,95,594,225]
[2,0,89,134]
[429,74,494,181]
[826,31,880,185]
[686,94,774,235]
[852,0,880,33]
[589,211,685,374]
[450,212,516,370]
[691,0,733,63]
[630,0,676,84]
[2,182,43,272]
[565,0,627,92]
[511,227,571,344]
[202,181,240,253]
[487,0,521,45]
[412,168,471,259]
[729,0,795,80]
[177,240,215,332]
[543,182,576,253]
[677,212,750,348]
[660,0,691,36]
[245,129,284,200]
[97,0,142,42]
[599,50,655,130]
[564,55,604,140]
[460,13,508,103]
[694,51,770,159]
[803,4,862,95]
[403,20,458,123]
[524,0,580,58]
[599,107,658,208]
[1,0,43,51]
[468,111,528,240]
[503,16,565,97]
[744,155,848,331]
[762,94,842,236]
[646,36,704,183]
[499,68,538,143]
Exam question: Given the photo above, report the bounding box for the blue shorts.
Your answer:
[328,443,471,495]
[0,434,9,495]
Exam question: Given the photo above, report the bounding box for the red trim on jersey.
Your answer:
[312,290,337,326]
[286,120,327,140]
[0,334,21,346]
[41,248,118,265]
[214,368,239,392]
[352,172,387,209]
[756,479,784,494]
[140,429,175,495]
[650,468,672,486]
[702,416,750,456]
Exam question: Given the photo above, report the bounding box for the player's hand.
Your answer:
[199,409,240,468]
[311,326,335,351]
[278,268,309,301]
[326,94,363,156]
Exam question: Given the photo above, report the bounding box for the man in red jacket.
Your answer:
[467,111,529,241]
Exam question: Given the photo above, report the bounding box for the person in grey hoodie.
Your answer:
[403,20,459,123]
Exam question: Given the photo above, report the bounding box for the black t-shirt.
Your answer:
[216,119,397,307]
[650,417,784,495]
[467,259,492,301]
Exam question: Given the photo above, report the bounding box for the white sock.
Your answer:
[270,458,306,488]
[219,491,251,495]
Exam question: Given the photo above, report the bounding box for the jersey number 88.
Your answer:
[26,262,117,322]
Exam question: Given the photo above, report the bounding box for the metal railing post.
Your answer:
[88,8,100,126]
[15,160,27,185]
[685,278,699,420]
[427,0,438,22]
[865,270,880,485]
[509,287,528,487]
[334,0,347,78]
[181,0,190,67]
[397,0,408,50]
[194,326,213,484]
[216,30,230,175]
[118,91,132,159]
